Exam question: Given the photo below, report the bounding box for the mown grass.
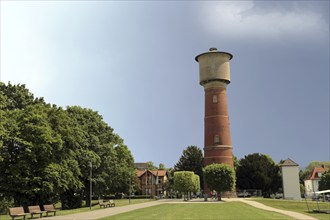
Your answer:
[2,198,328,220]
[99,202,293,220]
[251,198,330,220]
[0,199,151,220]
[56,199,151,216]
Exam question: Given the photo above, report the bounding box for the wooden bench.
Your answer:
[8,207,26,220]
[43,204,56,217]
[28,205,44,218]
[108,200,115,207]
[98,199,110,208]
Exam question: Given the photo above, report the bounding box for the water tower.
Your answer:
[195,48,234,167]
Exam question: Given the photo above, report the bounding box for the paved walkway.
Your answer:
[45,198,318,220]
[223,198,318,220]
[46,200,161,220]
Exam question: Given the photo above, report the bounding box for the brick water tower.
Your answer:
[195,48,234,168]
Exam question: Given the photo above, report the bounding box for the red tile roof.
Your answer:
[135,169,167,177]
[136,170,146,177]
[308,166,329,180]
[150,170,167,177]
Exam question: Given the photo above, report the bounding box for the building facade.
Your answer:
[304,165,329,197]
[136,169,168,197]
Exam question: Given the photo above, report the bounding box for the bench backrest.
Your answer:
[28,206,41,213]
[8,207,25,215]
[43,204,55,211]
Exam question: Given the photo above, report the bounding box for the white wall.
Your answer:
[282,166,301,200]
[304,179,319,197]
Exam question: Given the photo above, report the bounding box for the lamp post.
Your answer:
[89,161,92,210]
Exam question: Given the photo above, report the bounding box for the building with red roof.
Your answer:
[304,165,329,197]
[135,164,168,197]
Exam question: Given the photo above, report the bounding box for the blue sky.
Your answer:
[1,1,329,168]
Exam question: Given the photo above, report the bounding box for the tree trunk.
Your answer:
[85,187,91,207]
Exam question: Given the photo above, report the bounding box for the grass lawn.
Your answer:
[251,198,330,220]
[56,199,151,216]
[99,202,293,220]
[0,199,151,220]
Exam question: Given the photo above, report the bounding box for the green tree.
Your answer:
[112,144,136,195]
[164,168,175,198]
[319,171,330,191]
[65,106,134,206]
[204,163,235,201]
[174,146,204,188]
[0,82,44,110]
[159,163,166,170]
[0,103,82,206]
[192,174,200,194]
[233,155,240,172]
[236,153,281,198]
[146,161,157,170]
[0,83,134,209]
[173,171,200,200]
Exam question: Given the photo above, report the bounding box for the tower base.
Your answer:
[202,189,237,200]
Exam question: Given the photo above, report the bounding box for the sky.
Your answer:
[1,1,329,169]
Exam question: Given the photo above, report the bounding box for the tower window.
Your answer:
[212,95,218,103]
[214,135,220,144]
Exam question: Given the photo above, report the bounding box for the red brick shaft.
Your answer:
[204,87,233,167]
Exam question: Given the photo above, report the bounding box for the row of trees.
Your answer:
[173,146,330,198]
[172,164,235,201]
[173,146,282,198]
[0,83,135,209]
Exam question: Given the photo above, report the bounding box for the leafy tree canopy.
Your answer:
[146,161,158,170]
[204,163,235,200]
[0,82,135,208]
[174,146,204,188]
[233,155,239,172]
[158,163,166,170]
[236,153,281,198]
[319,171,330,191]
[173,171,200,200]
